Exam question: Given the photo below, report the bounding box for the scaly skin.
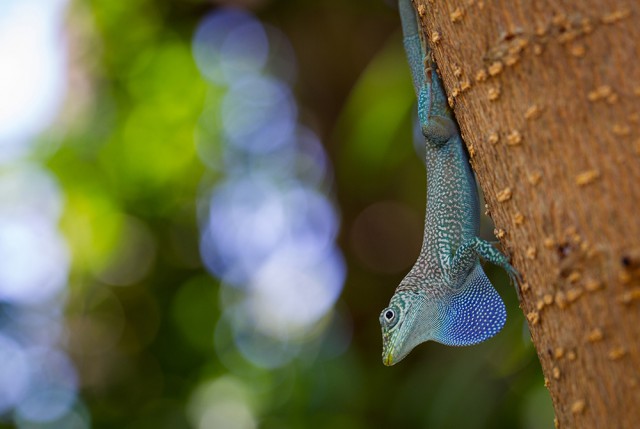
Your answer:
[380,0,519,366]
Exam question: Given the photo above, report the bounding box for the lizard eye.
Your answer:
[380,307,399,328]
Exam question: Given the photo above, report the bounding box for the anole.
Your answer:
[380,0,519,366]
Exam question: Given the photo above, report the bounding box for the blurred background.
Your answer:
[0,0,553,428]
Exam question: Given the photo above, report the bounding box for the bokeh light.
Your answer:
[0,334,29,414]
[0,0,81,426]
[202,175,338,284]
[0,0,68,163]
[247,246,344,339]
[188,376,257,429]
[0,211,69,305]
[194,6,346,380]
[193,9,269,85]
[16,348,78,423]
[221,75,297,154]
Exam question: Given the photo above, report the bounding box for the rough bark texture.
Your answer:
[412,0,640,427]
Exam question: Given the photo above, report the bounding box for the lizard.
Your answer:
[380,0,520,366]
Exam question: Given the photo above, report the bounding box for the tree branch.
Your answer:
[413,0,640,427]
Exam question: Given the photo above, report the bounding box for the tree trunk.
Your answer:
[411,0,640,427]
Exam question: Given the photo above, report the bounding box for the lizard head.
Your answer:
[379,289,440,366]
[380,264,507,366]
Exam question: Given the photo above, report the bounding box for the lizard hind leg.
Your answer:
[397,0,458,145]
[435,263,507,346]
[418,54,459,146]
[421,56,452,121]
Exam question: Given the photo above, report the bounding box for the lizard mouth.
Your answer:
[383,351,395,366]
[381,336,395,366]
[381,319,404,366]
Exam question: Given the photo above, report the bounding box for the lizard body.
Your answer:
[380,0,519,366]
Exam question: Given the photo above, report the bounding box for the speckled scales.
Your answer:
[379,0,518,365]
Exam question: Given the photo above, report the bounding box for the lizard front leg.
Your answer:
[448,237,521,288]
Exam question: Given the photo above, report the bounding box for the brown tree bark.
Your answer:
[411,0,640,427]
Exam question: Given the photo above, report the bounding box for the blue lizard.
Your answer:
[380,0,519,366]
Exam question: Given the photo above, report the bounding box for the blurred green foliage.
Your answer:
[34,0,555,427]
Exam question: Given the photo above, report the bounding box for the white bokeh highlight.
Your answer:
[0,0,68,163]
